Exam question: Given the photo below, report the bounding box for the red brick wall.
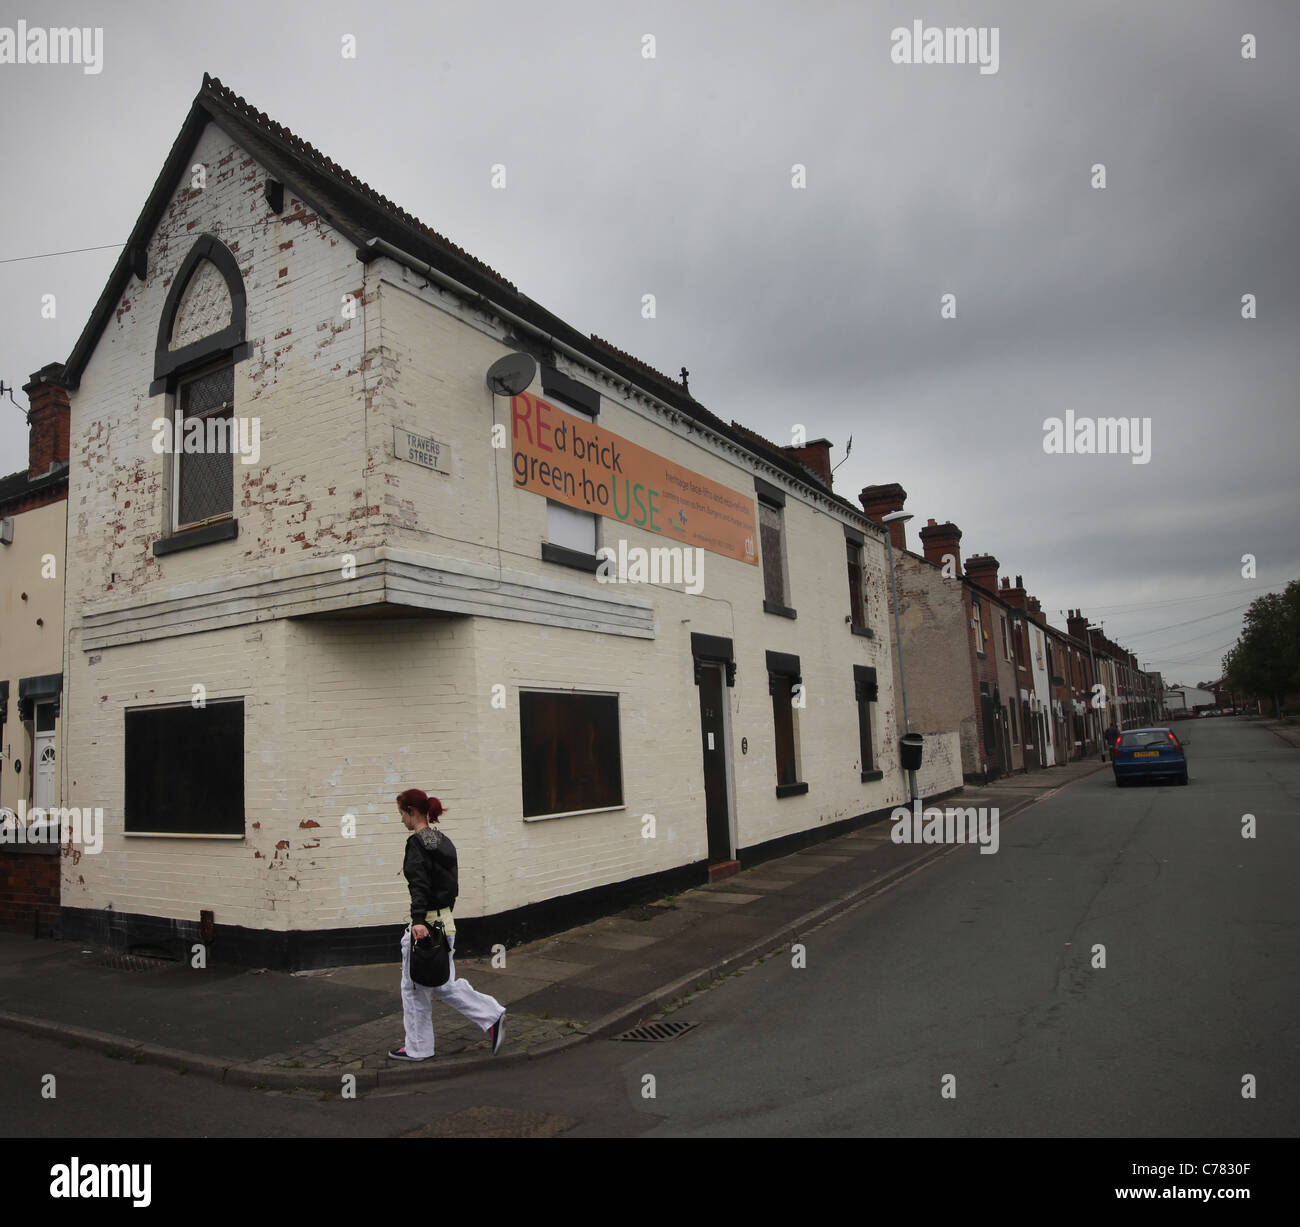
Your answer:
[0,851,60,934]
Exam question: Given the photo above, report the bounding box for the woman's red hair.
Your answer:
[396,789,445,823]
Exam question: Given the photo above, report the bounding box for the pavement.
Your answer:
[0,753,1150,1091]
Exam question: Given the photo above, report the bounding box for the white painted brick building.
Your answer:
[56,75,910,968]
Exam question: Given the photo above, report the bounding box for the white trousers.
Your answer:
[400,928,504,1059]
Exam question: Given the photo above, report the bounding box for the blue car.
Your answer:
[1113,727,1188,786]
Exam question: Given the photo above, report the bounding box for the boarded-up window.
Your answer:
[847,540,866,628]
[760,502,785,606]
[770,676,798,785]
[854,665,878,772]
[520,691,623,817]
[125,700,244,834]
[767,652,802,788]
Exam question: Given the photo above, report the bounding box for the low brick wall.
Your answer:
[0,846,60,936]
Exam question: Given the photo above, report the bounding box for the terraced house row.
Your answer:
[858,486,1162,781]
[0,75,1151,965]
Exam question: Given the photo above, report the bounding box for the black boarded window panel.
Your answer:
[520,691,623,818]
[771,676,798,786]
[847,540,865,626]
[759,502,784,606]
[125,701,244,834]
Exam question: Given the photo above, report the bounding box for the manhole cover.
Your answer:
[87,952,178,973]
[611,1020,697,1042]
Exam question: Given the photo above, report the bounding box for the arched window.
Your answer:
[150,235,251,553]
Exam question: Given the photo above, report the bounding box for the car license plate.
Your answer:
[1133,751,1158,758]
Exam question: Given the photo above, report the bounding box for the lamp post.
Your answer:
[881,510,917,803]
[1086,623,1106,762]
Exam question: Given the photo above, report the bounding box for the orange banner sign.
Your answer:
[511,392,759,565]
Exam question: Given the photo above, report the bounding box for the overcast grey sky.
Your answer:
[1,0,1296,684]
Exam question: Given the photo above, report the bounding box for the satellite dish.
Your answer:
[485,352,537,397]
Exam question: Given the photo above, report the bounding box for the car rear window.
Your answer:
[1119,731,1173,748]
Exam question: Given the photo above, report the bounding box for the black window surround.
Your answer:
[16,673,62,721]
[540,366,600,417]
[149,235,250,555]
[0,679,7,726]
[854,664,879,781]
[691,633,736,687]
[754,476,786,508]
[153,518,240,557]
[758,488,795,618]
[845,524,868,635]
[149,234,252,396]
[767,650,806,797]
[540,541,602,573]
[539,379,599,566]
[766,650,802,687]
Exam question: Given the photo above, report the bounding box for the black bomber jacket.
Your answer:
[403,825,458,924]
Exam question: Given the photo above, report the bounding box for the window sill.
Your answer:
[850,623,874,639]
[763,600,797,620]
[541,542,601,573]
[152,518,238,556]
[860,769,884,783]
[775,781,808,798]
[523,804,626,822]
[124,831,245,839]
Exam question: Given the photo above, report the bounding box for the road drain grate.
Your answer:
[611,1021,697,1042]
[87,952,178,973]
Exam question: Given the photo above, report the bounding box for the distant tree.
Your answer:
[1222,580,1300,716]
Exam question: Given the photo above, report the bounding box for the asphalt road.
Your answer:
[3,718,1296,1139]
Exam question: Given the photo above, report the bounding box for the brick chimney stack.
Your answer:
[859,483,908,551]
[783,438,833,489]
[964,553,1000,592]
[1067,609,1090,642]
[1002,573,1028,611]
[918,518,963,574]
[23,363,70,478]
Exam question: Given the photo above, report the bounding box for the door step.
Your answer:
[707,859,740,883]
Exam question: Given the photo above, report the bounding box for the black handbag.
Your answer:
[409,921,451,988]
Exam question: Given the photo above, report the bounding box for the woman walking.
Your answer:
[389,789,506,1062]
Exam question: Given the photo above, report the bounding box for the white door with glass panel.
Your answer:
[33,701,55,810]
